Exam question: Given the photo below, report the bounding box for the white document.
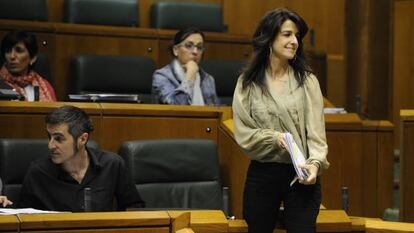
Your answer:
[0,208,64,215]
[284,133,309,185]
[323,107,347,114]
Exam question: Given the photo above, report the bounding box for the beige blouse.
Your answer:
[232,67,330,171]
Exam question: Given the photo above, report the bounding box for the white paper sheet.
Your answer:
[0,208,64,215]
[284,133,309,185]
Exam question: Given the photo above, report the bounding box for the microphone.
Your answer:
[84,187,91,212]
[341,186,349,213]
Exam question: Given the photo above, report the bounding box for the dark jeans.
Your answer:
[243,161,321,233]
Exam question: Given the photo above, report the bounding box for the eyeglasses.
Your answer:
[179,42,205,52]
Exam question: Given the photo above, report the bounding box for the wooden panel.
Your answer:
[47,0,65,22]
[361,130,378,217]
[307,50,327,96]
[168,210,228,233]
[22,228,169,233]
[361,121,394,218]
[140,0,223,28]
[0,101,223,154]
[19,211,170,231]
[223,0,345,55]
[400,121,414,222]
[323,131,363,215]
[346,0,391,120]
[327,55,345,107]
[0,215,19,232]
[100,103,221,152]
[0,20,55,32]
[17,211,221,233]
[365,218,414,233]
[0,101,103,144]
[101,117,218,152]
[316,210,352,232]
[393,1,414,148]
[376,123,394,218]
[218,126,249,219]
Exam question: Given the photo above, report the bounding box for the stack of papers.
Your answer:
[0,208,63,215]
[323,107,347,114]
[284,133,309,184]
[68,93,141,103]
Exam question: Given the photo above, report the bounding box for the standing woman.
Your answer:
[0,30,56,101]
[152,27,219,106]
[232,8,329,233]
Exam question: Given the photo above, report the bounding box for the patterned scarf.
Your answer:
[0,66,56,101]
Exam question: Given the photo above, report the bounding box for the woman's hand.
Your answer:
[277,133,288,150]
[184,60,199,81]
[0,196,13,207]
[298,163,319,185]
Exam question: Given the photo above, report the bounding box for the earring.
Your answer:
[269,47,273,57]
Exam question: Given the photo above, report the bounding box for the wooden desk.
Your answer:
[316,210,351,232]
[0,209,361,233]
[227,210,352,233]
[168,210,228,233]
[365,218,414,233]
[19,211,173,232]
[0,215,19,233]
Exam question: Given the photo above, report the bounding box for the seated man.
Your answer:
[0,105,144,211]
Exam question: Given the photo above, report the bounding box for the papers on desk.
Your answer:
[323,107,347,114]
[284,133,309,186]
[68,93,141,103]
[0,208,63,215]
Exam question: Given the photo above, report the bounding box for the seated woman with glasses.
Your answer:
[0,30,56,101]
[152,27,219,105]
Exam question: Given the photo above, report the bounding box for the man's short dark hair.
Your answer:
[45,105,94,139]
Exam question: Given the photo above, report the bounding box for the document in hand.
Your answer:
[284,133,309,181]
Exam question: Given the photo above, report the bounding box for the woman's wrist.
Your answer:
[309,160,321,173]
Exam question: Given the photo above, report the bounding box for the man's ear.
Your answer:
[78,132,89,146]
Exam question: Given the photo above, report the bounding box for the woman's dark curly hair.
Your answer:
[242,8,312,91]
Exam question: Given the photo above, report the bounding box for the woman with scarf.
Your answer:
[0,30,56,102]
[152,27,219,106]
